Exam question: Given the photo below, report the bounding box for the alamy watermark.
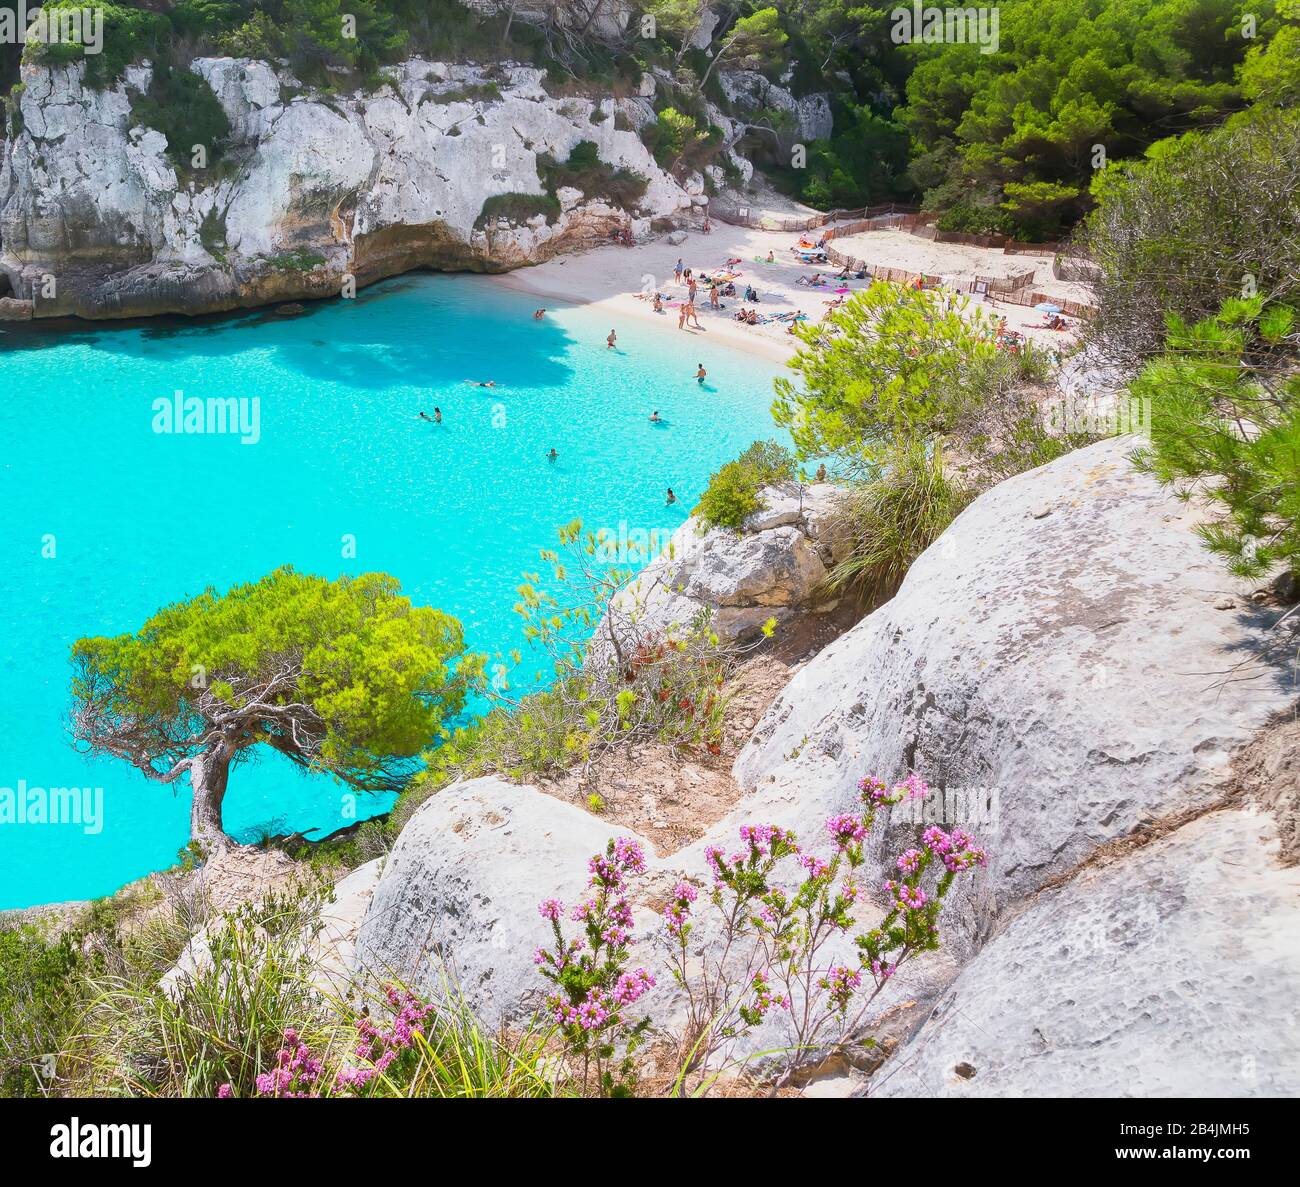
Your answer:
[152,390,261,444]
[50,1118,151,1168]
[592,520,679,566]
[0,779,103,834]
[890,4,1000,55]
[0,3,104,55]
[1044,393,1152,439]
[892,783,1001,834]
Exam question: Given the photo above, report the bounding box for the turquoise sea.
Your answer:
[0,273,786,909]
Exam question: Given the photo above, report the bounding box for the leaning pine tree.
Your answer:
[69,567,472,850]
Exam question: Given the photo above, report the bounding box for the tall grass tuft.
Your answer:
[824,442,974,605]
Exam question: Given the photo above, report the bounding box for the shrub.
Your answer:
[538,141,649,213]
[262,249,328,272]
[28,1,169,87]
[1085,108,1300,365]
[694,439,795,530]
[825,441,974,603]
[0,922,86,1096]
[475,192,562,229]
[66,887,330,1097]
[217,10,281,59]
[538,772,987,1094]
[130,63,231,171]
[642,107,722,172]
[415,519,774,795]
[1131,296,1300,581]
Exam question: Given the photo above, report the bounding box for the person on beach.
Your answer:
[765,249,774,263]
[709,284,720,309]
[674,258,683,284]
[547,447,559,461]
[695,364,706,384]
[666,487,677,505]
[687,276,698,301]
[652,292,664,313]
[678,303,687,330]
[607,329,617,349]
[686,300,701,328]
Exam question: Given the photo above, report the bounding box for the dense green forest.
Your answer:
[2,0,1298,237]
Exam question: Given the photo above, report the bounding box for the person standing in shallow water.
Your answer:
[547,448,558,461]
[696,363,707,384]
[666,487,677,505]
[607,329,617,349]
[434,407,442,424]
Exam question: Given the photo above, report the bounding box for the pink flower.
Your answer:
[821,964,862,1010]
[894,773,929,801]
[858,775,889,805]
[613,836,647,873]
[896,848,923,874]
[923,826,952,854]
[826,812,867,850]
[612,967,656,1007]
[538,898,564,921]
[217,1084,233,1099]
[799,853,830,879]
[897,884,928,910]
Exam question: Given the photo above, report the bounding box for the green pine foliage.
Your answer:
[1132,298,1300,580]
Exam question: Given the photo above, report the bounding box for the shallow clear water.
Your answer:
[0,273,786,909]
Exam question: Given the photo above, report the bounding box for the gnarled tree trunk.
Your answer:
[188,744,234,852]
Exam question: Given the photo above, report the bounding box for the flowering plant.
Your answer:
[539,773,986,1094]
[668,772,985,1089]
[534,837,656,1096]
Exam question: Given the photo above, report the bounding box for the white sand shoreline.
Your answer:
[487,217,1090,369]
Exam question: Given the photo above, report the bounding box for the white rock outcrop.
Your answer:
[352,437,1300,1093]
[733,436,1296,958]
[719,70,834,143]
[606,481,849,644]
[0,58,697,318]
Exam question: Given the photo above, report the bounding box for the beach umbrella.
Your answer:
[1035,302,1062,313]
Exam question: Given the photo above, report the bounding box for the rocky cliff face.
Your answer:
[0,57,704,319]
[353,437,1300,1094]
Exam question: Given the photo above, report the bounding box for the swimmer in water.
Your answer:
[434,407,442,423]
[533,308,546,319]
[466,380,497,388]
[666,487,677,505]
[417,411,434,421]
[649,410,662,422]
[695,363,706,384]
[547,447,559,461]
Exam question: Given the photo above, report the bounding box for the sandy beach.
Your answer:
[490,218,1091,366]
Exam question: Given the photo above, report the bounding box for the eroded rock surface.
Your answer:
[872,810,1300,1097]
